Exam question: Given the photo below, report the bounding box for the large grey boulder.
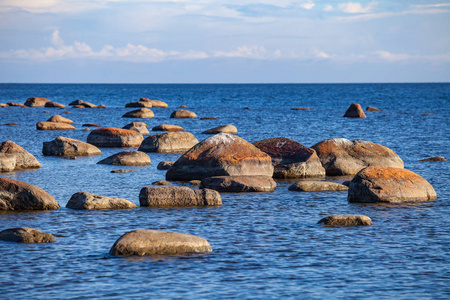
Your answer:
[43,136,102,157]
[138,132,198,153]
[0,227,56,243]
[0,140,41,172]
[66,192,137,210]
[200,176,276,192]
[139,186,222,207]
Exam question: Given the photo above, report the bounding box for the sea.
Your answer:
[0,83,449,299]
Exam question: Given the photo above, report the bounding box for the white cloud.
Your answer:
[323,5,333,12]
[338,1,377,14]
[51,29,64,47]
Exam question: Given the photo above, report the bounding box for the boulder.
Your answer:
[152,180,172,185]
[0,140,41,172]
[288,181,348,192]
[311,138,404,176]
[343,103,366,118]
[87,127,144,148]
[139,186,222,207]
[36,122,75,130]
[125,101,152,108]
[24,97,50,107]
[348,166,437,203]
[170,109,197,118]
[318,215,372,226]
[152,124,185,132]
[166,133,273,181]
[366,106,382,111]
[43,136,102,157]
[138,132,198,153]
[123,122,150,135]
[7,102,26,107]
[0,178,59,210]
[140,98,168,108]
[46,115,74,124]
[157,161,174,170]
[66,192,137,210]
[203,124,237,134]
[97,151,150,166]
[109,229,212,256]
[253,137,325,178]
[45,101,65,108]
[0,227,56,243]
[69,100,84,106]
[200,176,276,192]
[420,156,446,162]
[122,108,154,119]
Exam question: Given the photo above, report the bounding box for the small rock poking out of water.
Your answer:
[5,123,19,126]
[24,97,50,107]
[288,181,348,192]
[125,100,152,108]
[82,123,101,127]
[0,227,56,243]
[157,161,175,170]
[97,151,150,166]
[200,176,276,192]
[254,137,325,179]
[68,100,98,108]
[200,117,218,120]
[366,106,382,111]
[152,124,185,132]
[420,156,446,162]
[45,101,65,109]
[152,180,172,185]
[87,127,144,148]
[139,186,222,207]
[180,105,188,108]
[122,108,155,119]
[166,133,273,181]
[422,113,434,117]
[140,98,168,108]
[46,114,75,124]
[0,140,41,172]
[123,122,150,135]
[111,169,136,173]
[291,107,313,111]
[343,103,366,118]
[109,229,212,256]
[0,178,59,210]
[348,166,437,203]
[203,124,237,134]
[7,102,25,107]
[36,122,76,130]
[66,192,137,210]
[318,215,372,226]
[43,136,102,157]
[311,138,404,176]
[170,109,197,118]
[138,132,198,153]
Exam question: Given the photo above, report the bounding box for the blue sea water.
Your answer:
[0,83,449,299]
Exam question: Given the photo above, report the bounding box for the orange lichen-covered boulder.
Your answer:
[0,140,41,172]
[348,166,437,203]
[0,178,60,210]
[87,127,143,148]
[24,97,50,107]
[253,137,325,178]
[344,103,366,118]
[166,133,274,181]
[311,138,404,176]
[46,115,74,124]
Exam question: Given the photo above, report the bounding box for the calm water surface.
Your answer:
[0,83,449,299]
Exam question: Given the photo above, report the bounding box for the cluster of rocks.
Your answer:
[125,98,168,108]
[69,99,105,108]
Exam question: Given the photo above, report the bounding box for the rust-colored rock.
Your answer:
[43,136,102,157]
[109,229,212,256]
[45,101,65,108]
[46,115,74,124]
[24,97,50,107]
[0,178,60,210]
[36,122,75,130]
[122,108,155,118]
[344,103,366,118]
[123,122,150,135]
[152,124,185,132]
[87,127,144,148]
[253,137,325,178]
[97,151,151,166]
[0,140,40,172]
[139,186,222,207]
[0,227,56,243]
[166,133,273,181]
[318,215,372,226]
[348,166,437,203]
[170,109,197,118]
[311,138,404,176]
[138,132,198,153]
[203,124,237,134]
[66,192,137,210]
[366,106,382,111]
[200,176,276,192]
[288,181,348,192]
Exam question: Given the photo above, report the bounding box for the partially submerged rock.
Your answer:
[166,133,273,181]
[348,166,437,203]
[7,102,25,107]
[291,107,313,111]
[46,115,74,124]
[45,101,65,108]
[200,176,276,192]
[152,180,172,185]
[122,108,155,119]
[311,138,404,176]
[152,124,185,132]
[87,127,144,148]
[123,122,150,135]
[203,124,237,134]
[24,97,50,107]
[0,140,41,172]
[318,215,372,226]
[69,100,98,108]
[138,132,198,153]
[67,192,137,210]
[36,122,75,130]
[253,137,325,178]
[0,227,56,243]
[170,109,197,118]
[139,186,222,207]
[111,169,136,173]
[366,106,382,111]
[140,98,168,108]
[43,136,102,157]
[419,156,446,162]
[125,101,152,108]
[288,181,348,192]
[0,178,59,210]
[109,229,212,256]
[344,103,366,118]
[157,161,174,170]
[97,151,151,166]
[83,123,101,127]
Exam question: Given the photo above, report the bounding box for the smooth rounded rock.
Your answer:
[0,140,41,172]
[0,227,56,243]
[288,181,348,192]
[203,124,237,134]
[139,186,222,207]
[109,229,212,256]
[7,102,25,107]
[138,132,198,153]
[0,178,59,210]
[125,101,152,108]
[348,166,437,203]
[122,108,155,118]
[157,161,175,170]
[46,115,74,124]
[344,103,366,118]
[152,124,185,132]
[24,97,50,107]
[43,136,102,157]
[152,180,172,185]
[36,122,75,130]
[123,122,150,135]
[419,156,446,162]
[140,98,168,108]
[97,151,150,166]
[318,215,372,226]
[67,192,137,210]
[170,109,197,118]
[45,101,65,108]
[87,127,144,148]
[200,176,276,192]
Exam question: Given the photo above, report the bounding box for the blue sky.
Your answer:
[0,0,449,83]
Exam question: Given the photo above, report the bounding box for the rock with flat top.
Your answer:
[139,186,221,207]
[318,215,372,226]
[24,97,50,107]
[87,127,143,148]
[0,140,40,172]
[170,109,197,118]
[419,156,446,162]
[366,106,382,111]
[152,124,185,132]
[67,192,137,210]
[203,124,237,134]
[97,151,150,166]
[36,122,75,130]
[138,132,198,153]
[122,108,154,119]
[7,102,25,107]
[152,180,172,185]
[0,227,56,243]
[123,122,150,135]
[288,181,348,192]
[125,101,152,108]
[344,103,366,118]
[46,115,74,124]
[45,102,65,108]
[140,98,168,108]
[200,176,276,192]
[43,136,101,157]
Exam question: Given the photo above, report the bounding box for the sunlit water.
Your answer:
[0,83,449,299]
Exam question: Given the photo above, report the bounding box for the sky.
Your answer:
[0,0,449,83]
